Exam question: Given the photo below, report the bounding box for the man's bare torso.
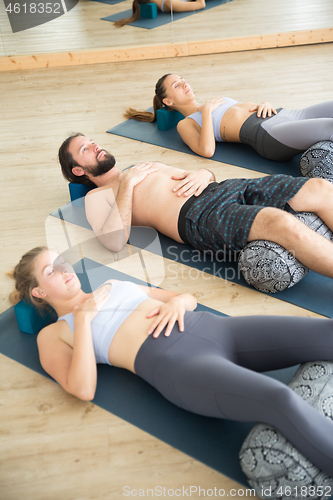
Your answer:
[88,163,212,243]
[132,163,195,242]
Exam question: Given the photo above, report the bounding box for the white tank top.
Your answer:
[57,281,149,365]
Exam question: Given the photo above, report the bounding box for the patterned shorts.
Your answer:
[177,175,308,253]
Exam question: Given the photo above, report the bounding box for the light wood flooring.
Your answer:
[1,29,333,500]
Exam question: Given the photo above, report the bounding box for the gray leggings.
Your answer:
[261,100,333,150]
[134,311,333,476]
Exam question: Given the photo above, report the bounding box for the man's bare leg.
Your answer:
[288,178,333,231]
[248,179,333,278]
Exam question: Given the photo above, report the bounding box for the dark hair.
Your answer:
[58,133,95,186]
[114,0,151,28]
[124,74,171,122]
[8,246,50,310]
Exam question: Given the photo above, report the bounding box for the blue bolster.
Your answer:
[14,300,57,335]
[156,108,184,131]
[139,3,158,18]
[69,183,95,206]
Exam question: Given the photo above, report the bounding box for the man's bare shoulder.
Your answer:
[86,180,118,201]
[86,186,105,197]
[86,182,115,195]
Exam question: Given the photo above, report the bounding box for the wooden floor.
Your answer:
[1,2,333,497]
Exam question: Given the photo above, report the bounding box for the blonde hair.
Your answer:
[8,246,49,310]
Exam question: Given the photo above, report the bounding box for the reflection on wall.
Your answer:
[0,0,332,58]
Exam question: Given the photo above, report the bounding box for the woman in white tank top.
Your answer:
[10,247,197,399]
[8,246,333,477]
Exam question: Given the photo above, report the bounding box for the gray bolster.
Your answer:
[300,140,333,182]
[238,212,333,293]
[239,361,333,499]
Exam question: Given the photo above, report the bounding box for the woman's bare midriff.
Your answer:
[220,102,257,142]
[107,298,169,373]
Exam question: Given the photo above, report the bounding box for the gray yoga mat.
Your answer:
[50,203,333,318]
[102,0,233,29]
[107,116,302,175]
[0,258,300,487]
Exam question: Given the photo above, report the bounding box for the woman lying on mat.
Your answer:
[9,246,333,476]
[125,73,333,161]
[114,0,206,28]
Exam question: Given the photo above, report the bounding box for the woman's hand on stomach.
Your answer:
[146,296,187,338]
[249,102,277,118]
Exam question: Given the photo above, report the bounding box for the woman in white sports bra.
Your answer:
[114,0,205,28]
[9,245,333,477]
[125,74,333,162]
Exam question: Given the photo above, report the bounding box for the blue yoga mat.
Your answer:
[102,0,232,28]
[50,203,333,318]
[107,116,302,175]
[0,258,300,486]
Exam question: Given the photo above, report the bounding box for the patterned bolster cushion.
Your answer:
[299,141,333,181]
[239,361,333,500]
[238,212,333,293]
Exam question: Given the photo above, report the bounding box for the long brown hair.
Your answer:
[124,74,172,122]
[8,247,50,310]
[114,0,151,28]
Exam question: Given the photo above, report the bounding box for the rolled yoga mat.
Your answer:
[1,258,299,487]
[102,0,233,29]
[49,204,333,318]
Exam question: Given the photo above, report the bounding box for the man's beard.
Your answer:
[85,152,116,177]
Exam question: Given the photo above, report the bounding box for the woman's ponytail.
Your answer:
[114,0,142,27]
[124,74,171,122]
[7,247,49,310]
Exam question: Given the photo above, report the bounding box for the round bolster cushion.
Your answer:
[238,239,309,294]
[299,140,333,182]
[239,361,333,500]
[238,212,333,293]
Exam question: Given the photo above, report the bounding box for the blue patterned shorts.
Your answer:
[177,175,308,252]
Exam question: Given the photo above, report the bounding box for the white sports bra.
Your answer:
[57,281,149,365]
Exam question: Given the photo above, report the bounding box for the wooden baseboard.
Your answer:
[1,28,332,72]
[188,28,333,55]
